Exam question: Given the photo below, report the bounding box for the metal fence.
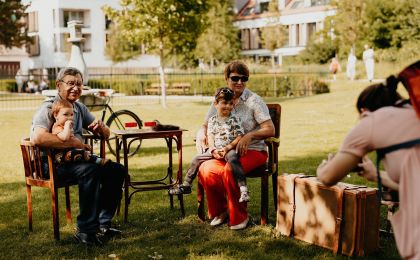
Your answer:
[0,71,328,111]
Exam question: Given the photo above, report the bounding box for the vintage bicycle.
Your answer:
[78,89,143,157]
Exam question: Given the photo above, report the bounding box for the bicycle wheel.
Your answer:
[106,110,143,157]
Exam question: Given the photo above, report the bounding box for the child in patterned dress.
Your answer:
[169,87,250,203]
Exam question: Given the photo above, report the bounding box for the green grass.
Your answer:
[0,80,400,259]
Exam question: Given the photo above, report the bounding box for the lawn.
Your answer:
[0,78,401,259]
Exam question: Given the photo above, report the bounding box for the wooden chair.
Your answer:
[197,103,281,225]
[20,135,105,240]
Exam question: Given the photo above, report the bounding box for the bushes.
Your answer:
[0,79,17,92]
[1,73,329,98]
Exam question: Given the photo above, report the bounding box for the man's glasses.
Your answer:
[229,75,249,82]
[215,88,233,97]
[60,80,83,88]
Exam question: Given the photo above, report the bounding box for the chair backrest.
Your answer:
[20,138,52,181]
[267,104,281,139]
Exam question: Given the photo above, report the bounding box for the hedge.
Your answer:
[87,73,329,97]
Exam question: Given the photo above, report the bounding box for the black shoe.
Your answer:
[99,226,122,238]
[74,231,103,247]
[168,184,192,195]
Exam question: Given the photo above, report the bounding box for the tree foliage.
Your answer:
[194,0,240,68]
[103,0,209,67]
[0,1,30,48]
[104,23,141,63]
[260,1,288,52]
[327,0,420,60]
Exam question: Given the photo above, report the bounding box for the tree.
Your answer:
[103,0,209,108]
[329,0,367,57]
[194,1,240,70]
[260,1,288,68]
[0,1,30,48]
[104,23,142,63]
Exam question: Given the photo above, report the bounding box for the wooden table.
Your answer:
[113,128,186,222]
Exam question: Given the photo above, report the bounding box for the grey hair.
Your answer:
[56,67,83,82]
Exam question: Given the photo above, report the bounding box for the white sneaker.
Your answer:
[210,212,227,226]
[230,217,249,230]
[239,191,250,203]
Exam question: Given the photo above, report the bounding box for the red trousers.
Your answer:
[198,150,268,226]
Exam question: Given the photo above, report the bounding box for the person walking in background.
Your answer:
[346,49,357,81]
[15,69,24,93]
[363,44,375,82]
[329,57,341,81]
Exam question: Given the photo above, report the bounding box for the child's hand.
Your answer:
[211,149,223,159]
[83,144,92,151]
[64,120,73,129]
[217,149,226,158]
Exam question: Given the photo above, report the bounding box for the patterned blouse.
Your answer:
[207,113,244,149]
[205,88,271,151]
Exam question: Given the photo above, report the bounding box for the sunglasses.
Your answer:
[215,88,233,97]
[229,75,249,82]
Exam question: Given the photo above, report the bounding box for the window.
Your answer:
[27,35,40,56]
[27,12,38,33]
[259,2,270,13]
[250,28,260,50]
[241,29,250,50]
[307,23,316,41]
[62,10,89,27]
[58,33,91,52]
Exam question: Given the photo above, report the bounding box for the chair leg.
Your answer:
[197,181,205,221]
[65,186,72,224]
[26,185,33,231]
[178,194,185,217]
[261,174,268,225]
[272,172,278,212]
[51,187,60,240]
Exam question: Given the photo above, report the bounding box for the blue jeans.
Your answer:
[56,161,125,234]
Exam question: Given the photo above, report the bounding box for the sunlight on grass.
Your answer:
[0,79,400,258]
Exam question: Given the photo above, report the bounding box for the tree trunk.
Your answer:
[159,41,167,108]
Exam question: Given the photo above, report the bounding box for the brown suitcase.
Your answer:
[276,174,380,256]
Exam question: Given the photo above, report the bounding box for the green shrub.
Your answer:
[0,79,17,92]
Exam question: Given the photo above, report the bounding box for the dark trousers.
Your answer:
[56,161,125,234]
[185,150,246,186]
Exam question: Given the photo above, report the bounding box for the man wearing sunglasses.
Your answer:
[30,67,125,246]
[196,60,275,230]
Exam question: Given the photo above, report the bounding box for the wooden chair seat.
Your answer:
[197,103,281,225]
[20,135,105,240]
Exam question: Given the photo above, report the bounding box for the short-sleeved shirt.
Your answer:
[30,96,95,141]
[207,113,244,149]
[205,88,271,151]
[339,106,420,258]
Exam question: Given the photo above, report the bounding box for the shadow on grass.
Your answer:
[0,154,399,259]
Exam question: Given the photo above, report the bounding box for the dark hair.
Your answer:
[356,75,405,113]
[224,60,249,80]
[215,87,234,103]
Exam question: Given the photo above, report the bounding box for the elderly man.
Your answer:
[30,67,125,246]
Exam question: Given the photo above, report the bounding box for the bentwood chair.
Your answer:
[197,103,281,225]
[20,135,105,240]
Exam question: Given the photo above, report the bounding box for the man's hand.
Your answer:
[88,119,105,133]
[88,119,109,138]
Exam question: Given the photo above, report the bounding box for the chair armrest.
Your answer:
[83,134,107,158]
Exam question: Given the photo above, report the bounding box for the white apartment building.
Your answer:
[234,0,336,62]
[19,0,159,74]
